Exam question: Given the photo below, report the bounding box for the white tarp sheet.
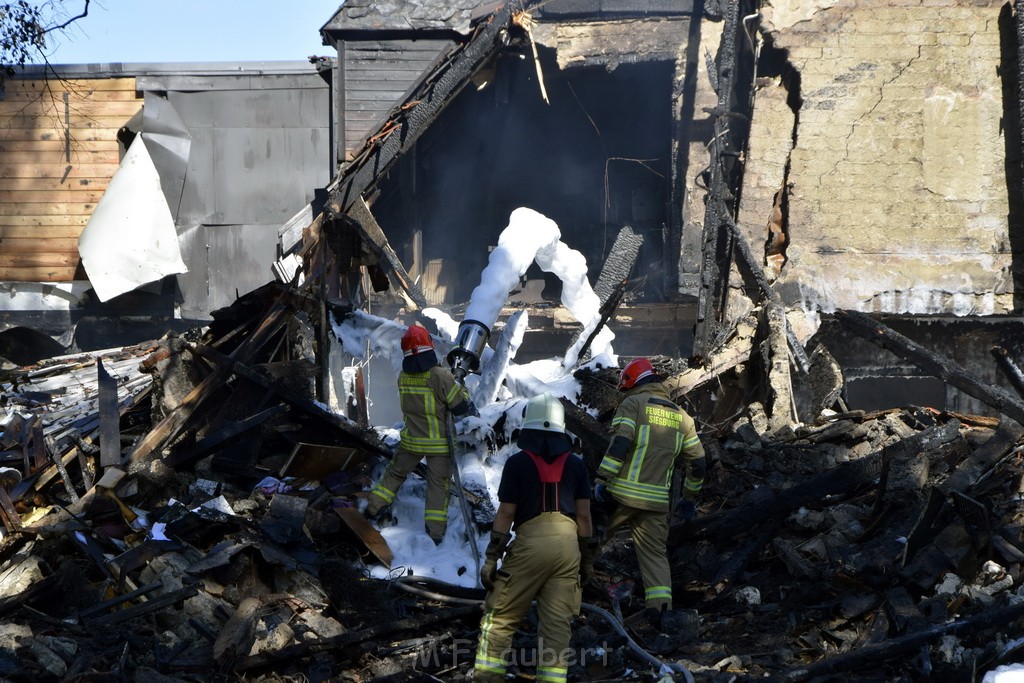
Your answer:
[78,135,187,302]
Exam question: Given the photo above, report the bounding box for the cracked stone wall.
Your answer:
[751,0,1013,316]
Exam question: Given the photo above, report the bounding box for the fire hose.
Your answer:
[392,575,696,683]
[446,412,482,586]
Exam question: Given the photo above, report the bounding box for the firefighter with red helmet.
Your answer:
[474,393,593,683]
[364,324,473,543]
[590,357,706,625]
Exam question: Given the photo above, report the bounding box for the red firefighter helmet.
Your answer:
[619,357,657,391]
[401,325,434,357]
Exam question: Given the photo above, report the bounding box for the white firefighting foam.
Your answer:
[463,207,616,368]
[330,206,614,586]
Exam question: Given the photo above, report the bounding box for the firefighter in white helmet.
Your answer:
[591,357,706,628]
[474,392,594,683]
[364,324,473,543]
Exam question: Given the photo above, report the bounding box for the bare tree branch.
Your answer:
[42,0,89,34]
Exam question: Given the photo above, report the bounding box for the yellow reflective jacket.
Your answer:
[597,382,704,511]
[398,365,470,455]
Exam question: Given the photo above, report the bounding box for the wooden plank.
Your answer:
[1,89,142,102]
[97,358,121,469]
[128,305,290,464]
[0,163,117,178]
[0,176,110,191]
[0,253,78,268]
[0,139,119,152]
[4,78,137,92]
[345,111,394,123]
[335,506,393,568]
[345,99,411,112]
[0,149,120,164]
[0,128,118,142]
[0,219,88,232]
[0,202,96,215]
[0,101,143,117]
[238,606,479,671]
[0,117,133,131]
[162,403,290,469]
[0,266,77,280]
[347,196,427,309]
[0,238,80,254]
[0,190,106,203]
[85,584,200,628]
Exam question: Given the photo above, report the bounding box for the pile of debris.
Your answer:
[2,275,1024,682]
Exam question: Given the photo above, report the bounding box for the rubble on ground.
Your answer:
[2,278,1024,682]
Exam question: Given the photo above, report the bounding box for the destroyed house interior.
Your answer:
[3,0,1024,681]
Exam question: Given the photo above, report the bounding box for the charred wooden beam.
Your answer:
[940,419,1023,494]
[836,310,1024,427]
[561,399,610,475]
[764,303,796,431]
[664,311,758,400]
[84,583,200,628]
[129,305,288,465]
[163,404,291,469]
[570,225,644,366]
[725,212,809,372]
[344,197,428,310]
[669,0,706,296]
[991,346,1024,399]
[236,605,479,671]
[188,342,389,458]
[670,420,962,545]
[330,4,529,215]
[693,0,744,356]
[593,226,645,304]
[775,599,1024,681]
[77,581,163,620]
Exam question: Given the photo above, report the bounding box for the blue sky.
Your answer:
[43,0,342,65]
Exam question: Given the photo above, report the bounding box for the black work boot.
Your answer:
[364,504,392,525]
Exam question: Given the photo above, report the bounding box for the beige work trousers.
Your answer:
[366,448,450,541]
[605,503,673,609]
[474,513,582,683]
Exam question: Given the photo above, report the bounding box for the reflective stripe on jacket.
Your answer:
[398,365,469,455]
[597,382,704,511]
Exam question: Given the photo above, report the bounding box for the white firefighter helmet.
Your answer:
[522,393,566,433]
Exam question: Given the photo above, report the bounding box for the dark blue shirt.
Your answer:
[497,450,591,529]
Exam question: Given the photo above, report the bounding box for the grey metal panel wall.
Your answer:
[343,38,453,156]
[169,85,330,226]
[159,73,330,319]
[176,223,279,319]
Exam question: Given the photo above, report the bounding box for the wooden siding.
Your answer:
[343,39,452,158]
[0,77,140,281]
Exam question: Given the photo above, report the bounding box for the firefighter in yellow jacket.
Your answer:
[591,357,705,625]
[364,324,472,543]
[474,393,594,683]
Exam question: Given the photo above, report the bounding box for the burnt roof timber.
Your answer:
[328,1,536,216]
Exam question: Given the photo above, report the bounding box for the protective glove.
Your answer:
[578,536,599,584]
[593,481,608,505]
[481,530,511,591]
[481,559,498,591]
[675,498,697,521]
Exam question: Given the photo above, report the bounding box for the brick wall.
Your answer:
[749,0,1012,316]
